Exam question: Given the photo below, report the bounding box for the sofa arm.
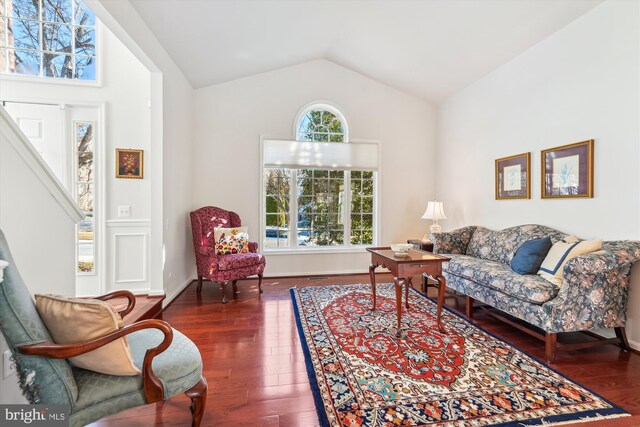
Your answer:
[249,242,259,253]
[545,242,640,332]
[430,226,477,254]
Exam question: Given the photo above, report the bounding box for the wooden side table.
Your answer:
[367,247,450,337]
[407,240,434,291]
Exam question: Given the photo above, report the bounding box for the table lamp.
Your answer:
[421,200,447,240]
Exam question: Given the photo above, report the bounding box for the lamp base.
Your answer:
[430,223,442,235]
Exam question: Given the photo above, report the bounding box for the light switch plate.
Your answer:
[3,350,15,379]
[118,206,131,218]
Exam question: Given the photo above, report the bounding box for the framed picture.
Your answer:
[116,149,144,179]
[495,152,531,200]
[541,140,593,198]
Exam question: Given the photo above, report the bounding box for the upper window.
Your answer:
[0,0,97,80]
[263,104,377,250]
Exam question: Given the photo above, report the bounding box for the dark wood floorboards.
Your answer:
[93,274,640,426]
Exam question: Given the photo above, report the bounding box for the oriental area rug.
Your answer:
[290,284,628,427]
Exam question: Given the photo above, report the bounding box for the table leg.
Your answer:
[436,275,447,334]
[405,276,411,310]
[394,277,403,338]
[369,264,377,311]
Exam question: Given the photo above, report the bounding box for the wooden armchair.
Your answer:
[0,229,207,427]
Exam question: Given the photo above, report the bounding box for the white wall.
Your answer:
[193,60,436,276]
[436,1,640,343]
[0,24,152,295]
[92,0,195,304]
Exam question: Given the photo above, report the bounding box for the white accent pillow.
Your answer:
[537,237,602,285]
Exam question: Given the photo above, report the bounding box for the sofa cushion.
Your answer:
[510,237,552,275]
[466,224,568,265]
[538,238,603,285]
[445,255,559,305]
[217,252,265,271]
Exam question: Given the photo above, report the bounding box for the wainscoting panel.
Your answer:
[107,219,150,293]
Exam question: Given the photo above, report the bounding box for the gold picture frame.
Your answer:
[541,140,594,199]
[495,152,531,200]
[115,149,144,179]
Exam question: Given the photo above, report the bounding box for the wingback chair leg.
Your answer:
[615,327,631,351]
[220,281,228,304]
[232,280,238,294]
[258,273,264,293]
[197,276,203,294]
[185,377,208,427]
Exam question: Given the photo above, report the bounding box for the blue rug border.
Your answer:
[290,284,629,427]
[290,287,331,427]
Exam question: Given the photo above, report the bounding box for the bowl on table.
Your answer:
[390,243,413,257]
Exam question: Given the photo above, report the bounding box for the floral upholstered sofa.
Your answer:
[430,224,640,362]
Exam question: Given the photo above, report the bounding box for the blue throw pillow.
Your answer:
[510,237,553,275]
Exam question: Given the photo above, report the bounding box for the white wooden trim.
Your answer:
[106,219,152,227]
[0,106,84,222]
[113,232,148,284]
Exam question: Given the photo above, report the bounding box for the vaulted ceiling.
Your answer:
[129,0,602,102]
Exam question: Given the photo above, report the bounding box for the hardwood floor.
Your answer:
[94,274,640,426]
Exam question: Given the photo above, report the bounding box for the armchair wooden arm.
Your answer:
[18,319,173,403]
[93,290,136,318]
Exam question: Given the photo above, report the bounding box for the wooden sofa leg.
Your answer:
[197,276,203,294]
[466,296,474,319]
[615,327,631,351]
[258,273,264,293]
[232,280,238,294]
[545,332,557,363]
[185,377,208,427]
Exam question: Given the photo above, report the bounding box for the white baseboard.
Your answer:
[163,277,195,308]
[628,338,640,351]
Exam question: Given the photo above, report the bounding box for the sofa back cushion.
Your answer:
[466,224,568,265]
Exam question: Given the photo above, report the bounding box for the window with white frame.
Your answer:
[75,121,95,273]
[0,0,96,80]
[263,105,377,249]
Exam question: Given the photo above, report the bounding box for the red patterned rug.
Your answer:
[290,284,628,426]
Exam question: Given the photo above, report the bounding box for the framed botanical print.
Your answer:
[495,152,531,200]
[115,149,144,179]
[541,140,593,198]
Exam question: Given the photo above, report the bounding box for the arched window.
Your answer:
[296,105,348,142]
[263,103,376,250]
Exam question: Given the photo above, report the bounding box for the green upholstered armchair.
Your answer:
[0,229,208,426]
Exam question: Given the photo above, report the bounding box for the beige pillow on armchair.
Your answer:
[35,294,140,376]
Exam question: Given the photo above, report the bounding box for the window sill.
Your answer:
[0,73,101,88]
[263,246,371,256]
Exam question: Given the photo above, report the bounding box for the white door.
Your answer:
[5,103,102,296]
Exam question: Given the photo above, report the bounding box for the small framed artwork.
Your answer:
[116,149,144,179]
[495,152,531,200]
[541,140,593,198]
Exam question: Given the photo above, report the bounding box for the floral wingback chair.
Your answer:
[190,206,266,303]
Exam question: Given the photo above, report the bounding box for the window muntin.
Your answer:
[263,106,376,249]
[0,0,96,80]
[76,121,95,273]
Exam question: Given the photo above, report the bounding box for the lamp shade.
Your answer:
[421,201,447,220]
